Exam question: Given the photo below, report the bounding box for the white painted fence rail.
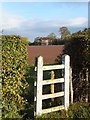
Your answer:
[34,55,70,116]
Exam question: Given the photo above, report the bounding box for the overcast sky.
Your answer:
[0,2,88,42]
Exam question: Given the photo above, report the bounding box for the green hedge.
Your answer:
[2,35,29,118]
[0,38,2,119]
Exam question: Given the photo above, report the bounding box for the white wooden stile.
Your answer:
[34,55,71,116]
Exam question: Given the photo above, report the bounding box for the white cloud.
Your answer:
[68,17,88,27]
[1,12,87,29]
[1,11,88,41]
[1,11,25,30]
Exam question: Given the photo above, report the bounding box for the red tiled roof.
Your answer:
[27,45,64,65]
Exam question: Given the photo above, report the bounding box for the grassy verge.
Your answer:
[36,102,90,119]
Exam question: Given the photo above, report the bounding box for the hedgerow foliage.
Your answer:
[63,28,90,101]
[1,35,29,118]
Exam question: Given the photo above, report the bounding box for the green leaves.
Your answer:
[63,28,90,102]
[2,35,29,118]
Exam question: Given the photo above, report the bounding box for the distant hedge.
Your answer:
[2,35,29,118]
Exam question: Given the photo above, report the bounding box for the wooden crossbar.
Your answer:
[35,64,65,71]
[42,105,64,114]
[42,78,64,85]
[42,91,64,100]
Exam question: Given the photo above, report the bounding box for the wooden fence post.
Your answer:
[62,55,70,110]
[36,56,43,116]
[70,67,73,104]
[51,71,55,102]
[86,68,88,102]
[62,57,65,105]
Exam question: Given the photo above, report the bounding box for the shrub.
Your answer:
[68,102,90,118]
[2,35,29,118]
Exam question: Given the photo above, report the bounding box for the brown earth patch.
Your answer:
[27,45,64,65]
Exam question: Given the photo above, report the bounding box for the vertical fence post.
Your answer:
[62,56,65,105]
[62,55,70,110]
[86,68,88,102]
[70,67,73,104]
[51,71,55,102]
[36,56,43,116]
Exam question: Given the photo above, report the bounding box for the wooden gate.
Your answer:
[34,54,70,116]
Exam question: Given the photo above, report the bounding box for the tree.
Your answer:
[47,33,56,39]
[59,26,71,40]
[33,37,41,45]
[47,33,57,45]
